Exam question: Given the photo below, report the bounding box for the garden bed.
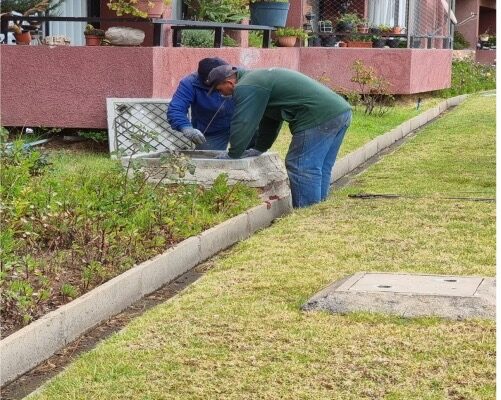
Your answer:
[0,139,260,338]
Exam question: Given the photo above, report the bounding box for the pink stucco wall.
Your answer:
[455,0,480,49]
[1,46,451,129]
[475,49,496,64]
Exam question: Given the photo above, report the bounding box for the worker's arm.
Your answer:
[227,85,270,159]
[254,117,283,153]
[167,77,195,132]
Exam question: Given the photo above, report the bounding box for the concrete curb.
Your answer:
[1,94,467,386]
[0,196,292,386]
[331,94,467,182]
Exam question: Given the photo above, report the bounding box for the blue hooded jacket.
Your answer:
[167,73,235,136]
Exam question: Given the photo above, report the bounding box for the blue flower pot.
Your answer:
[250,2,290,27]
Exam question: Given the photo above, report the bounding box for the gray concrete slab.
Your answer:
[303,272,495,320]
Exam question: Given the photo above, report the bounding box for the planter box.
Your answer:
[346,41,373,48]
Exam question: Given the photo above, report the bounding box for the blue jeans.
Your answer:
[285,110,352,208]
[195,129,230,151]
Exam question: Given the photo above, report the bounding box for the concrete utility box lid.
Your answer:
[126,150,290,200]
[303,272,495,320]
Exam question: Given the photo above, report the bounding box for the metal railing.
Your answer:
[0,15,275,47]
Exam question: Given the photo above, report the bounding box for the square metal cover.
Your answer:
[106,98,194,158]
[336,273,483,297]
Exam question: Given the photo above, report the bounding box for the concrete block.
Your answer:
[409,114,427,131]
[199,213,249,261]
[399,120,412,137]
[331,157,350,182]
[438,100,448,113]
[247,204,274,234]
[447,96,460,107]
[63,267,143,345]
[377,131,395,152]
[1,311,65,385]
[139,236,201,296]
[347,147,366,172]
[270,195,293,218]
[387,126,403,142]
[458,94,468,104]
[424,107,440,122]
[363,139,378,160]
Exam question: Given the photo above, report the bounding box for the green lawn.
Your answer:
[271,98,442,159]
[31,94,495,399]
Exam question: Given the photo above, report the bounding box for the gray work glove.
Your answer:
[182,127,206,146]
[242,148,263,158]
[215,152,232,159]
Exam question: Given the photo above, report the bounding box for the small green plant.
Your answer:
[60,283,78,299]
[249,31,263,47]
[350,59,394,116]
[453,30,470,50]
[275,27,308,39]
[77,130,108,143]
[84,24,105,36]
[185,0,248,22]
[181,29,214,48]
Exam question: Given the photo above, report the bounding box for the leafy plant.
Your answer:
[185,0,248,23]
[60,283,78,299]
[181,29,214,47]
[434,59,496,97]
[84,24,105,37]
[453,30,470,50]
[275,27,308,39]
[350,59,394,116]
[77,130,108,142]
[107,0,171,18]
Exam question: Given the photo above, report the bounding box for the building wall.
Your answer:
[455,0,479,49]
[0,46,451,129]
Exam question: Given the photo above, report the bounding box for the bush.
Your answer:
[435,59,496,97]
[181,29,214,48]
[453,30,470,50]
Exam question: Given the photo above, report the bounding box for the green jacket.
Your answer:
[228,68,351,158]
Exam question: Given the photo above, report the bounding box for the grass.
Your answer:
[271,97,441,159]
[30,94,495,399]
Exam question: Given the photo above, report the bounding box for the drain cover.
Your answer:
[303,272,495,320]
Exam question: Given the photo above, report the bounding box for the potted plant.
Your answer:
[369,25,381,34]
[337,40,347,47]
[346,33,372,48]
[84,24,105,46]
[1,0,63,44]
[372,35,385,48]
[378,24,392,35]
[357,18,369,33]
[274,27,307,47]
[392,25,403,34]
[479,28,490,42]
[321,34,337,47]
[107,0,171,18]
[336,13,361,32]
[318,20,333,33]
[249,0,290,28]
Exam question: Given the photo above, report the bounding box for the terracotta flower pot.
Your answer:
[14,31,31,45]
[338,41,347,47]
[137,0,165,18]
[85,34,102,46]
[277,36,297,47]
[392,26,402,34]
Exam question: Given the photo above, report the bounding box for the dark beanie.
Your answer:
[198,57,229,85]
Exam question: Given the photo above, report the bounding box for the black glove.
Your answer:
[181,128,206,145]
[242,148,263,158]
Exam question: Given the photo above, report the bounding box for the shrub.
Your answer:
[453,30,470,50]
[181,30,214,47]
[435,59,496,97]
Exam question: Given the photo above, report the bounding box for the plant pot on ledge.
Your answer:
[14,30,31,44]
[250,0,290,27]
[277,36,297,47]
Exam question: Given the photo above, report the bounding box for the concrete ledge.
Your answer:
[347,147,366,173]
[363,139,379,160]
[332,157,350,182]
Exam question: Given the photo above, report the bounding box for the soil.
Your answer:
[0,258,218,400]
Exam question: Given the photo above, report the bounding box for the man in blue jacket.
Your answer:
[167,57,234,150]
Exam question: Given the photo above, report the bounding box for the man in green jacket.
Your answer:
[207,65,352,208]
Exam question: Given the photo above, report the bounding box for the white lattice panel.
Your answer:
[106,98,194,158]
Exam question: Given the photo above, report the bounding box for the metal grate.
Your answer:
[106,98,194,158]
